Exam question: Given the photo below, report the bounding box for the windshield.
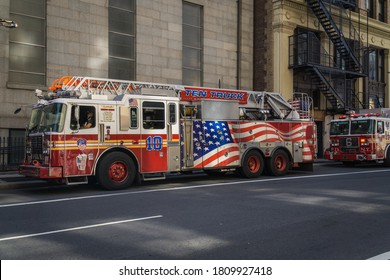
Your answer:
[28,103,67,133]
[350,119,373,135]
[329,120,349,135]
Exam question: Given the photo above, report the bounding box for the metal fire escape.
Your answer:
[289,0,366,113]
[308,0,361,72]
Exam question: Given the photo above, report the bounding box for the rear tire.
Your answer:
[266,149,290,176]
[238,150,264,178]
[97,152,136,190]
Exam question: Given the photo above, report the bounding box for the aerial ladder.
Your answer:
[44,76,311,120]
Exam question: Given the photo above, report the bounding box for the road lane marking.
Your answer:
[368,251,390,260]
[0,174,24,179]
[1,169,390,209]
[0,215,163,242]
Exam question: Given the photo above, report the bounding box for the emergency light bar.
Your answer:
[338,112,381,119]
[48,90,81,99]
[35,89,82,101]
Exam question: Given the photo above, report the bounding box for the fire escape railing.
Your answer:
[307,0,363,73]
[289,31,363,111]
[328,0,357,9]
[289,32,343,109]
[288,0,366,112]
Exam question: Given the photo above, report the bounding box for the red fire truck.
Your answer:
[325,108,390,165]
[18,76,316,190]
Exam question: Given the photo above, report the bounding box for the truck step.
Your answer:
[65,176,88,185]
[142,173,166,181]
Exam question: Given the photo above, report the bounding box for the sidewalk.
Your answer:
[0,171,21,180]
[0,171,46,189]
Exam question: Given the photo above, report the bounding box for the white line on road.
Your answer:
[0,215,163,242]
[1,169,390,209]
[368,251,390,260]
[0,174,24,179]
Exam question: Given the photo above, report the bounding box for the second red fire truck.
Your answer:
[325,109,390,165]
[19,76,316,190]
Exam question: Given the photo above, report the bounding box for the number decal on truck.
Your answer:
[146,136,163,151]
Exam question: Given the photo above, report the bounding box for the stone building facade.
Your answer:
[255,0,390,156]
[4,0,390,160]
[0,0,253,139]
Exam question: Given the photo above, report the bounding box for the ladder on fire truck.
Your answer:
[47,76,310,120]
[49,76,179,96]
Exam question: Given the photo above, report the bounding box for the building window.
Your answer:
[366,0,374,18]
[182,2,203,86]
[378,0,386,22]
[109,0,136,80]
[367,49,385,108]
[368,49,385,81]
[9,0,46,85]
[377,50,385,83]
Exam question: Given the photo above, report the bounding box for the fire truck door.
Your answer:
[292,122,304,163]
[167,102,180,171]
[181,105,198,168]
[140,100,169,173]
[182,119,194,168]
[65,104,99,177]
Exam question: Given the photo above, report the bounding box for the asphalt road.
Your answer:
[0,161,389,260]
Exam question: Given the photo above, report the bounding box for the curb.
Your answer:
[0,173,47,190]
[0,180,47,190]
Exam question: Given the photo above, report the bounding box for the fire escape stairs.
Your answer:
[306,0,363,112]
[307,0,361,72]
[309,67,345,111]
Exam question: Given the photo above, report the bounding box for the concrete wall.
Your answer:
[0,0,254,135]
[254,0,274,92]
[136,0,253,89]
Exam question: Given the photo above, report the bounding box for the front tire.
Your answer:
[238,150,264,178]
[97,152,136,190]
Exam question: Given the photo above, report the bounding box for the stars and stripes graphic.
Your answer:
[180,120,315,169]
[181,121,240,168]
[232,121,307,142]
[193,121,240,168]
[231,121,314,160]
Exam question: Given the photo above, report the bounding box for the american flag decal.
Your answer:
[193,121,240,168]
[180,120,314,169]
[232,121,314,161]
[181,121,240,168]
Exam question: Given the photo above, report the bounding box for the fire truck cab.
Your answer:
[325,108,390,165]
[19,76,316,190]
